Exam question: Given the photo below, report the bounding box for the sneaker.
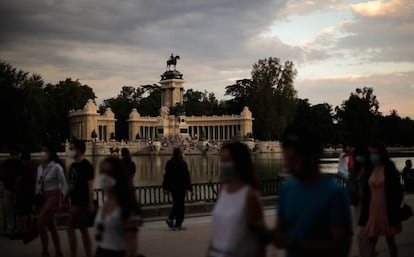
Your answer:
[166,219,174,228]
[174,225,185,231]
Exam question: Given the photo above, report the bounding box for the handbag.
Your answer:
[400,202,413,221]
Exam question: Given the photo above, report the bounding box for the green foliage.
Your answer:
[225,57,297,140]
[183,89,220,116]
[335,87,380,145]
[0,61,96,151]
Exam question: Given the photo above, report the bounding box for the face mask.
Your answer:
[39,151,48,162]
[219,162,236,183]
[67,150,77,159]
[370,154,381,165]
[355,155,365,163]
[99,174,116,191]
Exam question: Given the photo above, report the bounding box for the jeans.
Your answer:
[168,191,186,226]
[4,190,16,233]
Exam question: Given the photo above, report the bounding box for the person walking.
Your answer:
[162,147,193,230]
[36,145,68,257]
[66,140,94,257]
[15,149,37,237]
[207,142,265,257]
[349,146,371,257]
[274,126,352,257]
[0,146,21,237]
[402,160,414,191]
[338,145,351,180]
[94,157,142,257]
[121,148,136,186]
[359,143,403,257]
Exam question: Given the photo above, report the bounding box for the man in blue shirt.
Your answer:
[274,126,352,257]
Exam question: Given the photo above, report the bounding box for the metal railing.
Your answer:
[93,175,348,207]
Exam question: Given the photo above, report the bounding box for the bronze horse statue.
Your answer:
[166,54,180,71]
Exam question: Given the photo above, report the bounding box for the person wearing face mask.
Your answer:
[94,157,142,257]
[35,145,68,257]
[207,142,265,257]
[65,140,94,257]
[359,143,403,257]
[273,126,352,257]
[162,147,193,230]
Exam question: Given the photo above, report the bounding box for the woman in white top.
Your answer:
[94,157,142,257]
[36,145,68,257]
[208,142,265,257]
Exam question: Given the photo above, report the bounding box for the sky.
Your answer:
[1,0,413,117]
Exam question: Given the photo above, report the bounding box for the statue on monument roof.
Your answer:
[161,53,183,80]
[166,53,180,71]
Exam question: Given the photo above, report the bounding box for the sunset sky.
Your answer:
[1,0,413,117]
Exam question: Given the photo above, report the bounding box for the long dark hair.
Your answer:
[43,144,64,171]
[369,143,391,165]
[102,157,141,221]
[221,142,259,189]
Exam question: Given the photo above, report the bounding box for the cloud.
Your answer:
[0,0,338,101]
[281,0,345,16]
[296,70,414,118]
[336,0,414,63]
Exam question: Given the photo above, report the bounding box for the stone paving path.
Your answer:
[1,197,414,257]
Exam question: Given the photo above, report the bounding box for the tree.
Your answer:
[292,99,335,145]
[225,57,298,140]
[45,78,96,143]
[138,84,161,116]
[335,87,380,145]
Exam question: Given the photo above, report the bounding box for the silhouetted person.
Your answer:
[66,140,94,257]
[15,149,37,237]
[0,146,21,237]
[360,143,403,257]
[207,142,265,257]
[121,148,136,186]
[163,148,193,229]
[274,126,352,257]
[402,160,414,191]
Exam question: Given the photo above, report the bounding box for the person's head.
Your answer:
[281,126,322,180]
[342,144,351,154]
[406,160,412,168]
[121,148,131,160]
[68,140,86,159]
[354,146,370,165]
[172,147,183,159]
[99,156,139,220]
[368,143,389,166]
[220,142,258,189]
[40,144,59,164]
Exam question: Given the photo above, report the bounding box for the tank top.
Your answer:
[210,185,256,257]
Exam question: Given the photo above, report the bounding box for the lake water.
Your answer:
[74,153,414,187]
[2,153,413,188]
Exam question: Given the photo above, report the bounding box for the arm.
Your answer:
[35,166,41,195]
[88,163,95,212]
[56,165,68,196]
[184,162,193,192]
[246,189,265,257]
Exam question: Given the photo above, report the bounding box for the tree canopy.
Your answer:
[2,59,414,150]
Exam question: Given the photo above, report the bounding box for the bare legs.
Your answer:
[38,210,63,256]
[366,236,398,257]
[386,236,398,257]
[67,207,92,257]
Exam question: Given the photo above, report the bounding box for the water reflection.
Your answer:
[1,153,411,188]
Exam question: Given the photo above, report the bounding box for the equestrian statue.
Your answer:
[166,53,180,71]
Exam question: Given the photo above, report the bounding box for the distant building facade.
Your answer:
[68,58,253,141]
